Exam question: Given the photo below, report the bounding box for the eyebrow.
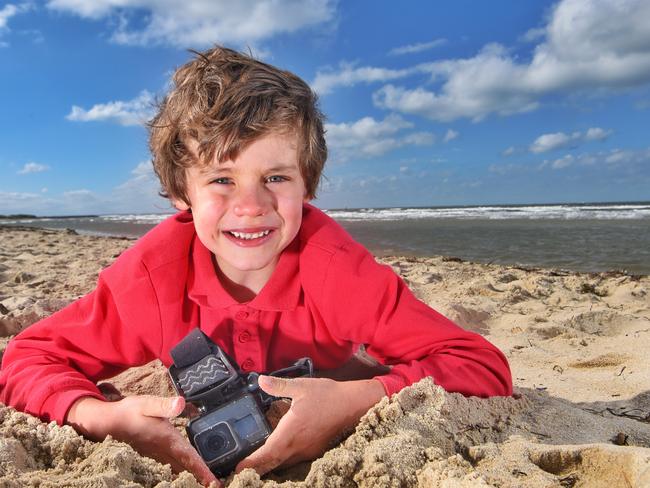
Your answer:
[266,164,300,173]
[198,164,299,176]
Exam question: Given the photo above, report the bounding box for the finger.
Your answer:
[235,443,284,476]
[138,395,185,419]
[257,375,307,399]
[150,424,219,486]
[235,408,298,475]
[169,440,219,486]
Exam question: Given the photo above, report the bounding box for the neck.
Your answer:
[212,255,277,303]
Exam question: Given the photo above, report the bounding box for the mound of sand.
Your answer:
[1,226,649,487]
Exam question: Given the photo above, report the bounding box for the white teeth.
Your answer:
[230,230,271,240]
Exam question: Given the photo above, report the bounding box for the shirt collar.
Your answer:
[187,231,302,312]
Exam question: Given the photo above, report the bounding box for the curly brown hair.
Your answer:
[148,46,327,206]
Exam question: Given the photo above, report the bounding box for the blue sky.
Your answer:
[1,0,649,216]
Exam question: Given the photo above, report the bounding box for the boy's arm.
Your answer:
[318,244,513,398]
[0,260,163,424]
[66,395,218,486]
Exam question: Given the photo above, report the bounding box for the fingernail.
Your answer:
[170,397,183,416]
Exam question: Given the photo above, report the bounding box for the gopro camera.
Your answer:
[168,329,313,477]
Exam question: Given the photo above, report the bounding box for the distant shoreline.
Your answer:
[0,214,100,220]
[3,200,649,219]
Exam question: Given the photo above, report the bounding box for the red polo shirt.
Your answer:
[0,204,512,424]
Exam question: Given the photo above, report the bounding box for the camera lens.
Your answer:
[206,433,226,452]
[195,423,238,463]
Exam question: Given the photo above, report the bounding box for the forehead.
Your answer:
[191,132,301,174]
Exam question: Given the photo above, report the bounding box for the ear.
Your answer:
[172,198,190,211]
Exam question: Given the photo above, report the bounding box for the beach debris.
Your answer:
[611,432,629,446]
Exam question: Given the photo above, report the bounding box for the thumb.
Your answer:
[138,395,185,419]
[257,375,304,400]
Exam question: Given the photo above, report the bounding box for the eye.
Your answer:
[266,175,288,183]
[210,177,232,185]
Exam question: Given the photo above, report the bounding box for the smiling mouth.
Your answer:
[227,230,271,240]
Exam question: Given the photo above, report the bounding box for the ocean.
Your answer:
[2,202,649,275]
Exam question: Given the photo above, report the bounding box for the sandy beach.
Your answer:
[1,225,649,487]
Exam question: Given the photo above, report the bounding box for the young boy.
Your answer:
[0,47,512,485]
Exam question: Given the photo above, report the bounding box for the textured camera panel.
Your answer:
[178,356,229,396]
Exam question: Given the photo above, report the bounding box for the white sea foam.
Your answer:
[100,213,174,224]
[324,203,650,221]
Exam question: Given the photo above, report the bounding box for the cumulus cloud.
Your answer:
[321,0,650,121]
[46,0,336,48]
[18,162,50,174]
[537,146,650,171]
[388,38,446,56]
[325,114,434,162]
[312,62,415,95]
[530,127,611,153]
[373,43,540,122]
[66,90,155,126]
[530,131,581,153]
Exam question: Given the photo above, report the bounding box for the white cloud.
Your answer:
[47,0,337,48]
[536,146,650,172]
[530,131,580,153]
[550,154,574,169]
[443,129,459,143]
[18,162,50,174]
[520,27,545,43]
[325,114,434,162]
[0,3,32,46]
[502,146,516,156]
[66,90,155,126]
[584,127,612,141]
[0,3,29,30]
[388,38,447,56]
[367,0,650,121]
[112,160,173,212]
[0,161,172,215]
[530,127,611,153]
[312,62,414,95]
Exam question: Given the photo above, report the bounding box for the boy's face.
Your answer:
[175,132,308,288]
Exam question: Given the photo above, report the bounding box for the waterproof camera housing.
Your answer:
[168,329,313,477]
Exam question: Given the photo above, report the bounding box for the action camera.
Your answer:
[168,329,313,477]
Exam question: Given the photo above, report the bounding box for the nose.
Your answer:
[233,184,271,217]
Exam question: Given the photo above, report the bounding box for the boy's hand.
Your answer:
[67,395,219,487]
[235,376,385,475]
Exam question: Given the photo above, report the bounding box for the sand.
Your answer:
[1,225,649,487]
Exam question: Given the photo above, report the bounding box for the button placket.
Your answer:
[232,306,260,371]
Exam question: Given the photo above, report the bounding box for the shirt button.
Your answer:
[238,331,251,343]
[235,311,248,320]
[242,359,255,371]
